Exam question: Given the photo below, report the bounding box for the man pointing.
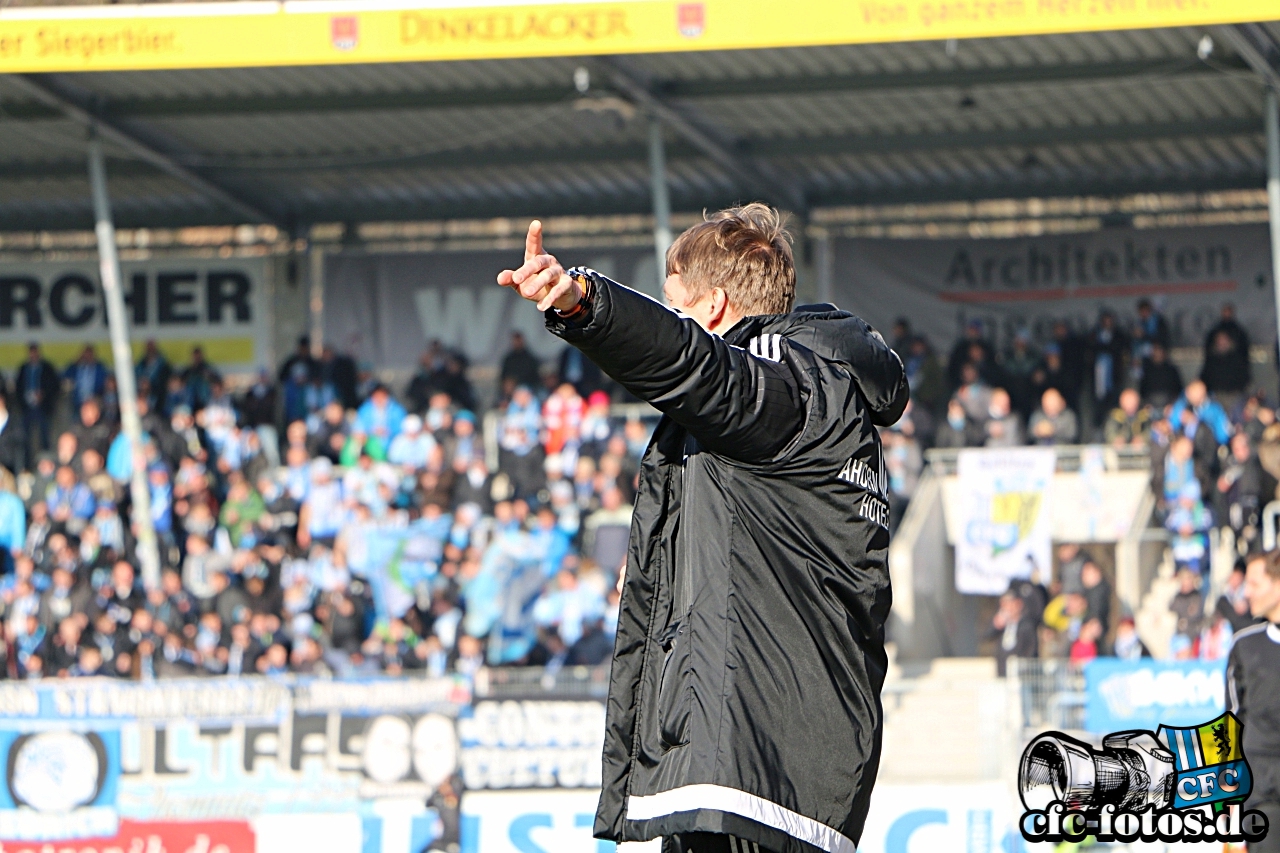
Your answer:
[499,205,908,853]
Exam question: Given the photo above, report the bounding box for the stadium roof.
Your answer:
[2,14,1280,231]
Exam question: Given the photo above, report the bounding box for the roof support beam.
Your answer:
[1222,24,1280,89]
[0,171,1264,234]
[0,57,1245,121]
[0,116,1261,181]
[5,73,275,225]
[662,56,1250,99]
[757,116,1263,158]
[593,55,806,211]
[806,172,1267,210]
[209,172,1280,224]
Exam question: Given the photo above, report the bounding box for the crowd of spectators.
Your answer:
[944,300,1271,672]
[0,333,646,680]
[0,293,1267,681]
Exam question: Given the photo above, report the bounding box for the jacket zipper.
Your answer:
[677,436,698,615]
[622,464,674,807]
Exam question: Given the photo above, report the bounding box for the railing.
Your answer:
[1011,657,1086,732]
[474,664,612,699]
[923,444,1152,476]
[1263,500,1280,551]
[483,401,660,471]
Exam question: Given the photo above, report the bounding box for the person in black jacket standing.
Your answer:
[500,206,908,853]
[1228,549,1280,853]
[1203,302,1251,399]
[1139,343,1184,411]
[990,591,1037,677]
[15,343,58,456]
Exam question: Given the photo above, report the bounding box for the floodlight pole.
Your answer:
[88,133,161,591]
[649,115,673,286]
[1269,88,1280,361]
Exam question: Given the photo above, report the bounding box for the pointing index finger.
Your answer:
[525,220,544,263]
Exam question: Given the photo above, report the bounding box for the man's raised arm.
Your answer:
[498,222,803,462]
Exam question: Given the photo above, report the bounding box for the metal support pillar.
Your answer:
[1268,89,1280,360]
[88,135,161,590]
[309,243,326,354]
[648,115,673,285]
[817,231,834,305]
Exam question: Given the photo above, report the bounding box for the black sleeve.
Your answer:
[545,271,803,463]
[1226,642,1245,726]
[841,317,909,427]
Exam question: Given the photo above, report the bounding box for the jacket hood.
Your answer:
[729,304,885,368]
[728,303,909,427]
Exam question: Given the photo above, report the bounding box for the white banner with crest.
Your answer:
[954,448,1056,596]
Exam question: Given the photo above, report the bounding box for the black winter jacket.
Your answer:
[545,272,909,853]
[1227,621,1280,761]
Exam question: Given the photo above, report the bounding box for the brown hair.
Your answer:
[666,203,796,316]
[1249,549,1280,580]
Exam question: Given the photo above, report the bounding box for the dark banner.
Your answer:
[832,224,1275,350]
[324,248,658,369]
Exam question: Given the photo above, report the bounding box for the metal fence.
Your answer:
[923,444,1151,476]
[1011,657,1086,732]
[474,664,612,699]
[477,659,1088,731]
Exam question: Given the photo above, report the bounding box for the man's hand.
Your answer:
[498,220,583,312]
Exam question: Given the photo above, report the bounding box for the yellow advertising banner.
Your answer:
[0,0,1277,73]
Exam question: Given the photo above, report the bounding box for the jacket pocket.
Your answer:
[657,613,692,749]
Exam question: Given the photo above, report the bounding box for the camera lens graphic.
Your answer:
[1019,732,1176,812]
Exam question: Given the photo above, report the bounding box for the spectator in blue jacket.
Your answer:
[529,505,572,579]
[0,470,25,575]
[387,415,436,471]
[47,465,95,526]
[63,346,108,411]
[532,565,605,648]
[1163,435,1198,504]
[1170,380,1232,445]
[1165,481,1213,575]
[355,385,407,448]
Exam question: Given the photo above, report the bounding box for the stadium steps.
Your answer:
[879,657,1012,783]
[1133,547,1178,660]
[1133,528,1233,660]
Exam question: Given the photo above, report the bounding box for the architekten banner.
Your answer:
[832,224,1275,351]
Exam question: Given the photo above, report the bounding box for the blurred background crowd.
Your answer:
[881,299,1268,673]
[0,330,650,681]
[0,293,1265,681]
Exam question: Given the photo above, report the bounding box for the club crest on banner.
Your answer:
[331,16,359,51]
[677,3,705,38]
[954,448,1055,596]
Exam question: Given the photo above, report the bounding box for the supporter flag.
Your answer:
[1158,712,1252,809]
[364,530,440,620]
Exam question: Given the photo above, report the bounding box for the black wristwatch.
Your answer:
[554,270,595,321]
